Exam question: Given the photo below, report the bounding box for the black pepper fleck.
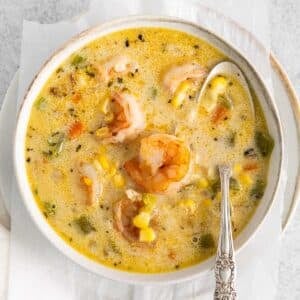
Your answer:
[26,157,31,162]
[138,34,145,42]
[125,39,130,47]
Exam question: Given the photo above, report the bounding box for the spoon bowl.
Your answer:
[197,61,255,117]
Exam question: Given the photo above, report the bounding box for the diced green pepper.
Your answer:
[75,216,96,234]
[250,180,266,200]
[255,131,274,157]
[35,97,47,110]
[71,55,85,67]
[230,177,240,191]
[199,233,215,248]
[43,201,56,217]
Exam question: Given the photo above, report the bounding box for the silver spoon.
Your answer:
[214,164,237,300]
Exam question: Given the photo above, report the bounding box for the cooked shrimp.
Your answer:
[124,134,190,193]
[79,162,102,206]
[113,198,143,242]
[98,54,138,82]
[106,91,145,143]
[163,62,207,94]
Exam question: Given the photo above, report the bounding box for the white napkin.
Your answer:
[7,0,285,299]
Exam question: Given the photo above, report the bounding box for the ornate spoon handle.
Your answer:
[214,165,237,300]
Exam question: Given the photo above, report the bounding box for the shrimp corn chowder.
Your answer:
[25,28,274,273]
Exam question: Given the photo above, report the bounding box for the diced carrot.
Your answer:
[211,105,228,124]
[72,93,81,104]
[68,121,83,139]
[243,162,259,171]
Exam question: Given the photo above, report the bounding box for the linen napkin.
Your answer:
[7,0,286,299]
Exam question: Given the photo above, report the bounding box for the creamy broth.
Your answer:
[25,28,273,273]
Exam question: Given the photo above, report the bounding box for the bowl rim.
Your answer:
[13,15,283,284]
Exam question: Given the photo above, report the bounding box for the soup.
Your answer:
[25,28,274,273]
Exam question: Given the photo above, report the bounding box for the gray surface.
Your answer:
[0,0,299,299]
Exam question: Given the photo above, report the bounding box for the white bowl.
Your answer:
[14,16,283,284]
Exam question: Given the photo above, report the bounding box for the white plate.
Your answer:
[1,54,298,232]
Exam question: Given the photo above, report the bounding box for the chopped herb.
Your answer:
[218,94,232,109]
[71,55,85,66]
[209,178,220,198]
[161,43,167,52]
[199,233,215,248]
[76,144,82,152]
[45,132,65,158]
[230,178,240,191]
[56,67,64,73]
[68,108,76,117]
[227,131,236,147]
[244,148,256,158]
[49,86,59,96]
[117,77,123,84]
[138,34,145,42]
[43,202,56,218]
[85,65,96,77]
[35,97,47,110]
[85,70,95,77]
[34,188,38,195]
[109,239,121,254]
[125,39,130,47]
[150,87,157,99]
[47,132,64,146]
[42,150,53,157]
[75,216,96,234]
[250,180,266,200]
[255,131,274,157]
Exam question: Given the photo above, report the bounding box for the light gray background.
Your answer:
[0,0,299,299]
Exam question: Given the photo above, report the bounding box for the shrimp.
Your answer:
[106,91,145,143]
[79,162,102,206]
[98,54,138,82]
[163,62,207,94]
[113,198,143,242]
[124,134,190,193]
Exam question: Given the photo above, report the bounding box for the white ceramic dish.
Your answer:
[13,16,283,284]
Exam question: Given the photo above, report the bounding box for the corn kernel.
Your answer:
[139,227,156,242]
[93,160,102,172]
[179,199,196,213]
[95,127,110,138]
[104,111,114,122]
[142,194,157,212]
[133,212,151,229]
[98,145,107,154]
[171,80,192,108]
[202,198,212,207]
[99,97,110,114]
[82,176,92,186]
[113,173,125,188]
[216,192,222,201]
[198,178,209,189]
[109,164,117,176]
[234,163,242,175]
[239,173,253,186]
[210,76,227,93]
[97,155,110,171]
